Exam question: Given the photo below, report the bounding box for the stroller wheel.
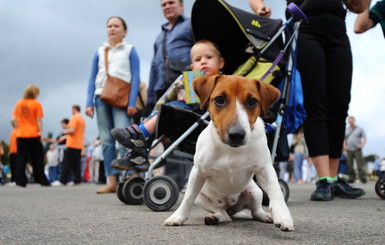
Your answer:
[116,181,129,204]
[375,178,385,200]
[121,177,145,205]
[287,2,307,22]
[261,178,290,206]
[279,178,290,202]
[143,175,179,212]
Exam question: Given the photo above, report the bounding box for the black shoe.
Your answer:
[310,179,333,201]
[333,178,366,199]
[111,125,147,152]
[111,151,150,172]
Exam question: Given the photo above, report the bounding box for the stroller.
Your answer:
[115,0,307,211]
[375,173,385,200]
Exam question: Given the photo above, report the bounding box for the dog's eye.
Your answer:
[214,96,226,107]
[247,98,258,108]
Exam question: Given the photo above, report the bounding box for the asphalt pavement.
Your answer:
[1,180,384,245]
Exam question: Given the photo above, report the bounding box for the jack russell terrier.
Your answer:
[163,75,294,231]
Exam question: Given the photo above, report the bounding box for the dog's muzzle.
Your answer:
[227,125,246,147]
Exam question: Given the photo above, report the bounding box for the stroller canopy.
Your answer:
[192,0,283,75]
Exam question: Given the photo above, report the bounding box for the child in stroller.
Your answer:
[110,40,225,172]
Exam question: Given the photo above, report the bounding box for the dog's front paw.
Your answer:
[163,213,187,226]
[270,205,294,231]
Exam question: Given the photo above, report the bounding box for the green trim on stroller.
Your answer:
[233,56,280,84]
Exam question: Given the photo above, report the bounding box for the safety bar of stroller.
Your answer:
[147,111,210,178]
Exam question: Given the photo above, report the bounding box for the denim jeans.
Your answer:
[293,153,305,182]
[95,96,131,176]
[49,166,59,182]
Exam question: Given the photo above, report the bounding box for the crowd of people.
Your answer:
[1,0,385,205]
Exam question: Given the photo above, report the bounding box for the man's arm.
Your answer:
[249,0,271,17]
[355,7,375,33]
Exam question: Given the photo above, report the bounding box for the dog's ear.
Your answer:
[193,75,221,109]
[255,80,281,116]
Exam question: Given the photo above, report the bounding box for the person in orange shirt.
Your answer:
[11,84,50,187]
[52,105,86,186]
[8,121,18,184]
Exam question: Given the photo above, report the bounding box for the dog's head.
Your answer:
[193,75,280,147]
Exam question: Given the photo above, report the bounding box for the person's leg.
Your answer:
[324,35,365,198]
[346,150,356,182]
[293,153,302,183]
[59,150,71,185]
[93,160,100,183]
[354,149,367,183]
[88,159,95,182]
[70,148,82,184]
[10,153,17,183]
[15,138,28,187]
[53,166,58,181]
[95,97,123,193]
[29,138,50,186]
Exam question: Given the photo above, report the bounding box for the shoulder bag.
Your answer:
[100,47,131,108]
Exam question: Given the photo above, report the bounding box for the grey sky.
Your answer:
[1,0,384,157]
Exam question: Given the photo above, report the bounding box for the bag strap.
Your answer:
[162,30,168,61]
[104,47,109,75]
[345,127,357,140]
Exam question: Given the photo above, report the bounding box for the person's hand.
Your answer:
[127,106,138,117]
[257,6,271,17]
[85,106,94,119]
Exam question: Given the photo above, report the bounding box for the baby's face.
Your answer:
[190,43,224,76]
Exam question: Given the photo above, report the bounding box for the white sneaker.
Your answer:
[51,180,64,186]
[67,181,75,186]
[6,182,16,187]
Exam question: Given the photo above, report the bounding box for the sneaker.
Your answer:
[51,180,64,187]
[333,178,366,199]
[111,151,150,172]
[310,179,333,201]
[111,125,147,152]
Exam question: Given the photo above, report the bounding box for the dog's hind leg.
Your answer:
[195,194,232,225]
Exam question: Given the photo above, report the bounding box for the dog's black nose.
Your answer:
[228,126,246,147]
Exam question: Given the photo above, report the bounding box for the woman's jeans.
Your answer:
[95,96,131,176]
[294,153,305,182]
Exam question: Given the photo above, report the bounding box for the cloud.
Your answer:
[1,0,384,157]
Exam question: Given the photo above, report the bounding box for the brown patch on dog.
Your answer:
[193,75,280,137]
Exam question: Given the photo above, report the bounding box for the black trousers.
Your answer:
[15,137,49,187]
[297,28,352,158]
[60,147,82,184]
[9,153,17,182]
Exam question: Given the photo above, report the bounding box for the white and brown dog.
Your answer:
[163,75,294,231]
